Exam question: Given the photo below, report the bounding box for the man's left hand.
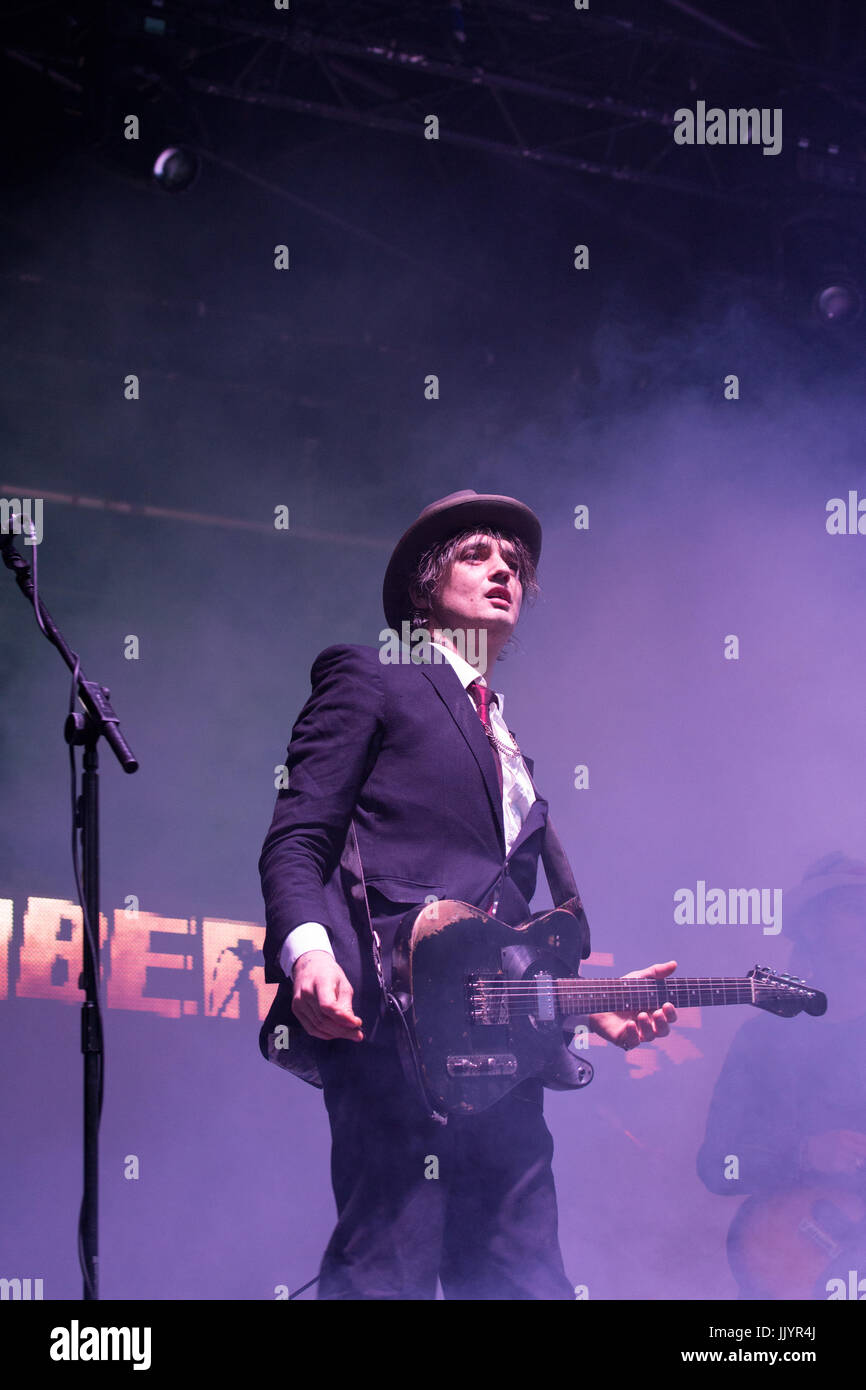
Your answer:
[587,960,678,1051]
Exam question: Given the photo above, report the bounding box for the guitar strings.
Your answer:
[473,981,791,992]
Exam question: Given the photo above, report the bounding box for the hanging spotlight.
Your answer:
[775,212,865,332]
[812,282,862,325]
[152,144,199,192]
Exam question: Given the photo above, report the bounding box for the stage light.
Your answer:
[813,282,862,324]
[152,144,199,192]
[775,213,865,333]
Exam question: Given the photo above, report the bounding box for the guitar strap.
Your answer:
[539,815,592,960]
[540,814,578,902]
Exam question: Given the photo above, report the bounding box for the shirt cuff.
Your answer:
[279,922,335,978]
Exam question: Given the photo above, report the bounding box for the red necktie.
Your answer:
[468,680,503,795]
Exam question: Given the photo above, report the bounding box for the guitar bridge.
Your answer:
[466,974,510,1025]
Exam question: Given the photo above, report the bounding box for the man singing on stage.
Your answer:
[258,489,677,1300]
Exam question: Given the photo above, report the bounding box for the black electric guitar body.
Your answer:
[388,897,828,1118]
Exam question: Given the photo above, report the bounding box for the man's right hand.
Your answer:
[291,951,364,1041]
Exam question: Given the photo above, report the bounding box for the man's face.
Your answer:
[429,532,523,636]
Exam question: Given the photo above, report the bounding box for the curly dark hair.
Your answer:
[407,526,539,629]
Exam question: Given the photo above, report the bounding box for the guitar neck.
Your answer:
[556,977,754,1014]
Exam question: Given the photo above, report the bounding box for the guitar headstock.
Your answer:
[749,965,827,1017]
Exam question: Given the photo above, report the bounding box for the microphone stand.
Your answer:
[2,522,138,1300]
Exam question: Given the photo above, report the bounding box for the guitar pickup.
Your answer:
[446,1054,518,1077]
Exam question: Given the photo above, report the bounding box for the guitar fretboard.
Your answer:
[479,977,759,1018]
[556,977,754,1013]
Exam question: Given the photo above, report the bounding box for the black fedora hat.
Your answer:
[382,489,542,631]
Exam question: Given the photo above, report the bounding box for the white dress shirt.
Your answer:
[279,638,536,977]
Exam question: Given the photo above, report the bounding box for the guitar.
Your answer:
[727,1182,866,1299]
[388,897,828,1117]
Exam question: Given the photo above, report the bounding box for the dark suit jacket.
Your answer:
[257,642,573,1085]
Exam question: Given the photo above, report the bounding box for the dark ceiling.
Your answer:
[4,1,866,359]
[6,1,866,199]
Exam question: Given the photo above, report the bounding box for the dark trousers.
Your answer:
[315,1021,575,1300]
